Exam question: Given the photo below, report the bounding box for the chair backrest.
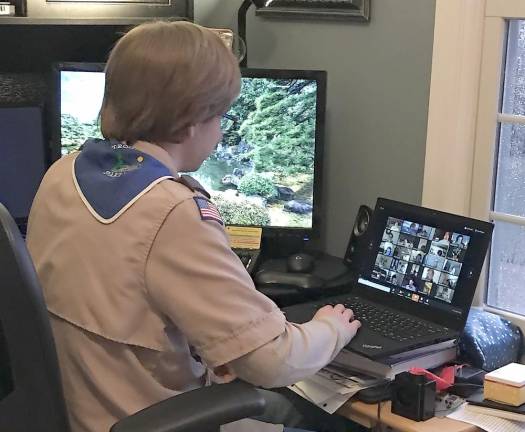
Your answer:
[0,203,70,431]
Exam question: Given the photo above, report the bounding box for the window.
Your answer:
[425,0,525,326]
[472,3,525,322]
[488,20,525,315]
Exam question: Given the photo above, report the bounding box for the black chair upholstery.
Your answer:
[0,203,266,431]
[111,380,266,432]
[0,203,71,431]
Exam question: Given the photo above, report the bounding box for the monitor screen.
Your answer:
[0,105,47,220]
[55,64,326,234]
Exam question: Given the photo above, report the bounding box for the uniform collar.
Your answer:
[132,141,180,178]
[132,141,211,199]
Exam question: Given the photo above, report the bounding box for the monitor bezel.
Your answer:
[51,63,327,241]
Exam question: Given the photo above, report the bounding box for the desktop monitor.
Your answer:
[52,63,327,243]
[0,104,47,230]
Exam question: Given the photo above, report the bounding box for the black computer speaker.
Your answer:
[343,204,373,271]
[391,372,436,421]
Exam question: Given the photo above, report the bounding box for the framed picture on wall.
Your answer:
[46,0,167,4]
[254,0,370,22]
[26,0,191,19]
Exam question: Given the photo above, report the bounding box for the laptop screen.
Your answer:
[358,198,493,321]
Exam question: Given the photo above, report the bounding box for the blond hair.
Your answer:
[100,21,241,143]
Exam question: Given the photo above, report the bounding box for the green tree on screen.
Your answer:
[238,80,316,175]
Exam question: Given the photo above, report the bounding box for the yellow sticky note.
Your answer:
[226,226,262,250]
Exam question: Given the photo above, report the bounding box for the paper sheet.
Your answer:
[289,379,359,414]
[225,226,262,249]
[447,403,525,432]
[287,367,383,414]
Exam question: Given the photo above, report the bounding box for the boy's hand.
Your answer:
[211,364,237,384]
[313,304,361,340]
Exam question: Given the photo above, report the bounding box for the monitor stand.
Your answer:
[258,253,352,283]
[254,253,355,307]
[260,234,308,259]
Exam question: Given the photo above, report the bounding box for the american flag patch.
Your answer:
[193,197,224,225]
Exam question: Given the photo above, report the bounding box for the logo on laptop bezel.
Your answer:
[362,344,383,349]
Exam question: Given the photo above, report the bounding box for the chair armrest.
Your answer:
[110,380,266,432]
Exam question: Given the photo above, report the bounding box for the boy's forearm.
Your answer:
[227,317,350,388]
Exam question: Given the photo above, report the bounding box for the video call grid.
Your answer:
[371,217,471,304]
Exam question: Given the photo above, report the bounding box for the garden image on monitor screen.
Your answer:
[193,77,317,229]
[61,71,105,155]
[60,72,317,229]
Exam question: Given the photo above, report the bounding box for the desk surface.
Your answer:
[338,400,480,432]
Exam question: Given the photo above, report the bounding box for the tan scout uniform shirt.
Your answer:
[27,141,352,432]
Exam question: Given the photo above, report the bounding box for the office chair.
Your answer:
[0,202,266,432]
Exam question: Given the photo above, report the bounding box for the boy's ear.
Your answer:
[187,124,197,138]
[174,125,196,143]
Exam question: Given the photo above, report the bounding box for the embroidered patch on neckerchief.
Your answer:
[73,138,174,222]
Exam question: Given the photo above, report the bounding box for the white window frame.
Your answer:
[424,0,525,331]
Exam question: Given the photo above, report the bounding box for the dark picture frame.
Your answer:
[254,0,370,22]
[30,0,192,19]
[46,0,167,4]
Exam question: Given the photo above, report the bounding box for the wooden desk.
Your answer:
[337,400,481,432]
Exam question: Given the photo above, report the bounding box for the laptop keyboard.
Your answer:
[316,296,444,342]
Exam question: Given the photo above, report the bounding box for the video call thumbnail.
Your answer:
[372,217,471,304]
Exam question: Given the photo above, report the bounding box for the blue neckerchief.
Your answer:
[73,139,174,222]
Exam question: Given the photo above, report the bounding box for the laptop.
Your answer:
[283,198,494,360]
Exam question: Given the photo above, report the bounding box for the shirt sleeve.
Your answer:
[145,196,286,367]
[227,316,353,388]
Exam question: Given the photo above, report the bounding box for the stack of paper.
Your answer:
[447,403,525,432]
[466,390,525,422]
[288,366,385,413]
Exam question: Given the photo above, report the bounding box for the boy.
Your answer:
[27,21,361,432]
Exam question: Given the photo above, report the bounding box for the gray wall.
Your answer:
[195,0,435,257]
